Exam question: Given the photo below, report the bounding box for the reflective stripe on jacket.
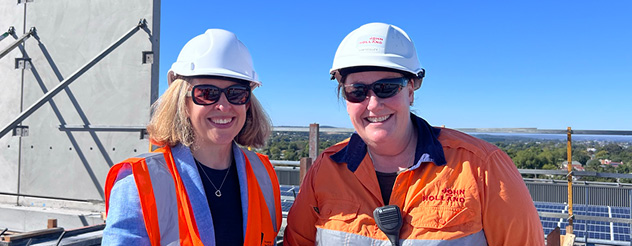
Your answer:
[104,143,282,246]
[283,115,544,246]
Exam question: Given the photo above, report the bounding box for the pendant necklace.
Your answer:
[196,159,231,197]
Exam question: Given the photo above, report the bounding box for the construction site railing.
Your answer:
[453,128,632,135]
[520,169,632,180]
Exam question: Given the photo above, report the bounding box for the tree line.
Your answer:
[258,132,632,182]
[491,137,632,182]
[258,131,348,161]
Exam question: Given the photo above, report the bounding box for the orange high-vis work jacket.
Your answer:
[103,143,282,246]
[284,114,544,246]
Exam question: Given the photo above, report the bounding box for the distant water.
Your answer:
[469,132,632,143]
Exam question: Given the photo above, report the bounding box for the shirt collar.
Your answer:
[330,113,447,172]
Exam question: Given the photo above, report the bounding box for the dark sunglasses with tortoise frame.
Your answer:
[188,84,251,105]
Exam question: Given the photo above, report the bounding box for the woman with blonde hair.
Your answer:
[103,29,281,246]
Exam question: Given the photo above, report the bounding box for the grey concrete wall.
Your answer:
[0,2,25,205]
[0,0,159,222]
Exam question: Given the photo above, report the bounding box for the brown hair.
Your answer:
[147,77,271,148]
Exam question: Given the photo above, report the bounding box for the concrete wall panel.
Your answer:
[0,202,103,232]
[0,0,158,203]
[0,1,26,197]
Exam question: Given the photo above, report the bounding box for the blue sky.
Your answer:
[159,1,631,130]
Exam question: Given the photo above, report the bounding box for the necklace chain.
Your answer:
[367,148,414,172]
[196,160,231,197]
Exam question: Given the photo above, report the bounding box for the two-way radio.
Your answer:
[373,205,403,246]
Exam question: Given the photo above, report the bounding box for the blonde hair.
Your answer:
[147,77,271,148]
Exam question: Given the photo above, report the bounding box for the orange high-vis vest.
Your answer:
[104,145,281,246]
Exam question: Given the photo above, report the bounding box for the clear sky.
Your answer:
[159,1,631,131]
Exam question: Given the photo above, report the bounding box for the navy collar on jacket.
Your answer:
[330,113,447,172]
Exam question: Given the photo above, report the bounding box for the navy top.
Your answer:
[331,113,447,172]
[375,171,398,204]
[196,159,244,246]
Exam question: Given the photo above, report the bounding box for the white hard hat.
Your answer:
[330,22,425,90]
[168,29,261,88]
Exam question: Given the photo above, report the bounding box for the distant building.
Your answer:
[599,159,624,167]
[562,161,585,171]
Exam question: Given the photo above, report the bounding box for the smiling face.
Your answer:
[345,71,415,149]
[186,77,249,147]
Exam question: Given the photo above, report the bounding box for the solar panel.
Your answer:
[611,207,631,219]
[281,200,294,212]
[280,190,296,198]
[535,202,631,244]
[534,202,566,210]
[280,185,299,198]
[279,185,297,192]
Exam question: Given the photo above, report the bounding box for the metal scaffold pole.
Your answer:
[567,126,574,234]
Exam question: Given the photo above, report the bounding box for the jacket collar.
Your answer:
[330,113,446,172]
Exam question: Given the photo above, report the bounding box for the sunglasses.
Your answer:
[189,84,251,105]
[343,77,408,103]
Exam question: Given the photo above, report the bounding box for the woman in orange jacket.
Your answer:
[103,29,281,246]
[283,22,544,246]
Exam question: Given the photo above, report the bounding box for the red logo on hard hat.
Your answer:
[359,36,383,45]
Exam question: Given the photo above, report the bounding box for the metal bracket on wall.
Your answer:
[142,51,153,64]
[15,57,31,69]
[0,27,36,60]
[12,125,28,137]
[140,129,149,140]
[0,26,15,42]
[17,0,34,4]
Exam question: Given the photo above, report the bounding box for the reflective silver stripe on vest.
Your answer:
[315,228,487,246]
[242,149,278,232]
[140,152,180,246]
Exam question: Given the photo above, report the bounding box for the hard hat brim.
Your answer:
[168,67,261,88]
